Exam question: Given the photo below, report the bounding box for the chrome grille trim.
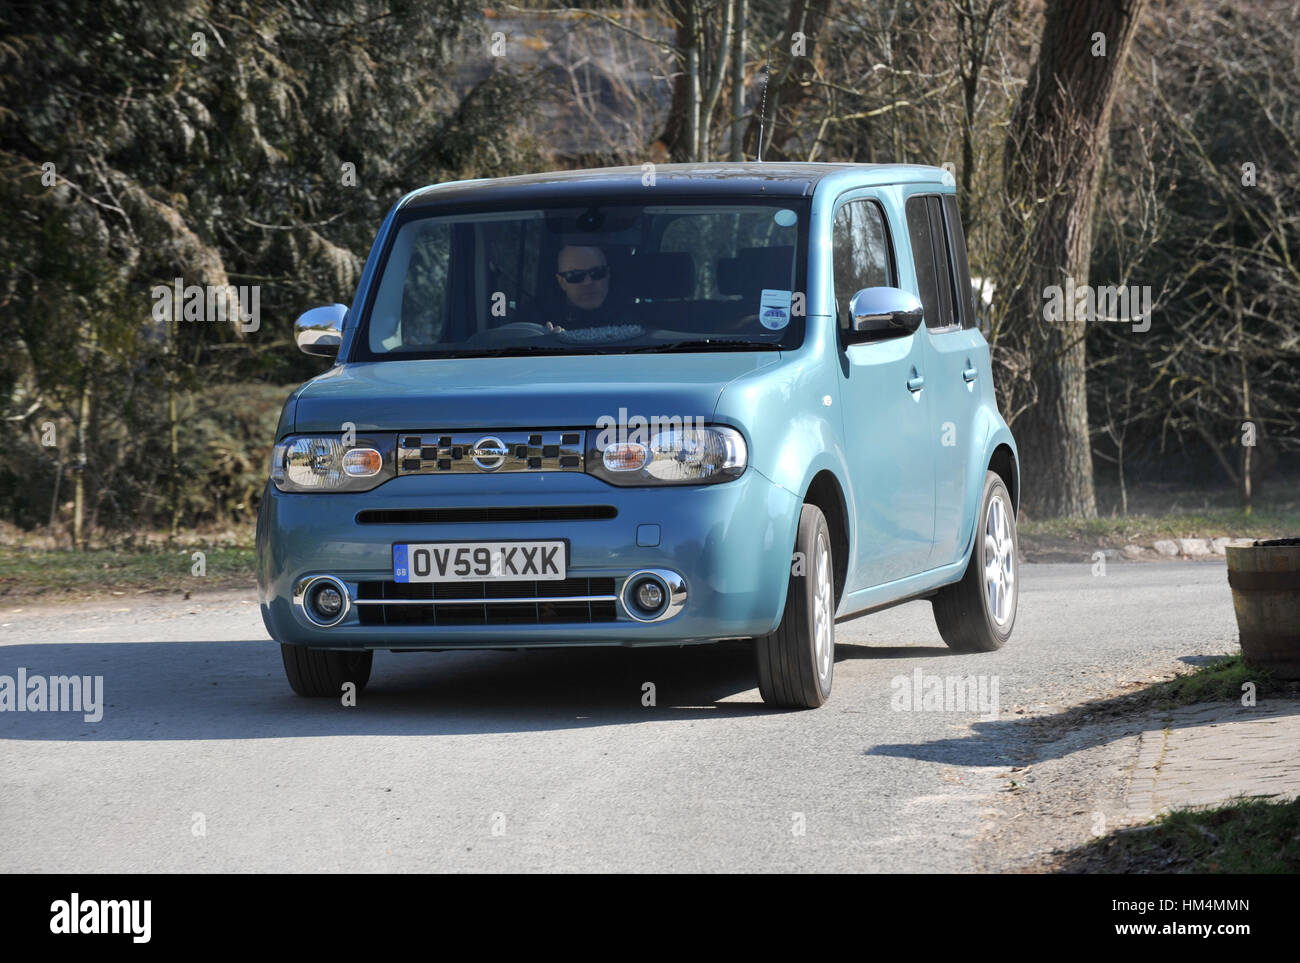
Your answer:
[353,595,618,605]
[397,430,586,475]
[355,576,619,625]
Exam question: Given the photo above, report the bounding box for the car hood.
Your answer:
[291,352,781,432]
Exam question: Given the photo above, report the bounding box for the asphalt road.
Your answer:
[0,561,1239,872]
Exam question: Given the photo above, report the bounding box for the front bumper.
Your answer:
[257,468,800,648]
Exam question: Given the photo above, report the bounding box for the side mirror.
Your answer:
[846,287,923,341]
[295,304,347,358]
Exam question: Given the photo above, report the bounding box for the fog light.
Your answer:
[312,585,343,619]
[621,569,687,623]
[635,580,664,612]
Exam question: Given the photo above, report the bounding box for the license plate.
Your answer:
[393,541,567,583]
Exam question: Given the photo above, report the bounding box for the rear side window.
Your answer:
[832,199,894,330]
[905,195,957,330]
[906,193,976,331]
[942,195,975,329]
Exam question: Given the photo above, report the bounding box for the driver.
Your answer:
[545,244,616,332]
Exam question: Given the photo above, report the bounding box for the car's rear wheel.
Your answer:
[755,503,835,708]
[932,470,1017,652]
[280,644,373,697]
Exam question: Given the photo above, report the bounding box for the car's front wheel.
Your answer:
[754,503,835,708]
[932,470,1018,652]
[280,644,373,697]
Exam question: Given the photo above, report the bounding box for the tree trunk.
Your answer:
[700,0,735,161]
[1239,314,1253,516]
[49,454,63,533]
[169,368,180,537]
[1001,0,1147,518]
[1116,437,1127,516]
[73,326,95,551]
[657,1,699,162]
[729,0,747,161]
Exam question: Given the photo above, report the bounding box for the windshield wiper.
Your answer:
[441,344,597,358]
[620,338,784,353]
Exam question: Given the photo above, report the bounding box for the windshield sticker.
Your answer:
[759,289,793,330]
[773,208,798,227]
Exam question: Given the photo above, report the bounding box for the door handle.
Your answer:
[906,374,926,392]
[962,366,978,383]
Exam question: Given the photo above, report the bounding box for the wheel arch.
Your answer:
[801,469,850,608]
[988,442,1019,516]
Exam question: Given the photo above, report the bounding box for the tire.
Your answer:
[280,643,373,697]
[932,470,1018,652]
[755,504,836,708]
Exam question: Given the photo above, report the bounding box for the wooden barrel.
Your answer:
[1226,538,1300,679]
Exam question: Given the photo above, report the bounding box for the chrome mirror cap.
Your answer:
[848,287,924,338]
[295,304,347,357]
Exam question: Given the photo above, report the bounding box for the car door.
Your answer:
[833,195,936,591]
[906,193,983,567]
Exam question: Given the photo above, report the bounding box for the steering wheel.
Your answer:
[467,321,552,344]
[490,321,550,335]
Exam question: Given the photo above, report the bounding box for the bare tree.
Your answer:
[1000,0,1148,518]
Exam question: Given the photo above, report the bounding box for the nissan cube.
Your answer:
[257,162,1021,708]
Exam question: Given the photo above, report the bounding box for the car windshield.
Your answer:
[353,197,809,359]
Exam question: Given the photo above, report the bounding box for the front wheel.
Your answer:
[932,471,1018,652]
[754,504,836,708]
[280,644,373,697]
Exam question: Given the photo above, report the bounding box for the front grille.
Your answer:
[397,430,586,475]
[354,577,619,626]
[356,506,617,525]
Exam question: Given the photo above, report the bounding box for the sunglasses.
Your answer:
[557,265,609,284]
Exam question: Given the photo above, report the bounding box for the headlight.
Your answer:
[270,434,396,492]
[587,425,747,486]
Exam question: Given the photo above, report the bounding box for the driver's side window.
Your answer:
[833,199,894,332]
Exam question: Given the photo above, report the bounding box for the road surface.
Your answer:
[0,561,1239,872]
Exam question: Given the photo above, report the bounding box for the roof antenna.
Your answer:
[755,60,770,163]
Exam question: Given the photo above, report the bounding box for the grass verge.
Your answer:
[1057,796,1300,873]
[0,546,257,600]
[1133,655,1300,708]
[1019,508,1300,544]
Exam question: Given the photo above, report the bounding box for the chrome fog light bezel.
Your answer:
[620,569,688,622]
[293,575,352,628]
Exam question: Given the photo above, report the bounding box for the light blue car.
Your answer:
[258,162,1020,708]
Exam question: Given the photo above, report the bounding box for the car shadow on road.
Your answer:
[864,675,1300,768]
[0,638,812,740]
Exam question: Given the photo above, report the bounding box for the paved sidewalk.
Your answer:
[1124,699,1300,824]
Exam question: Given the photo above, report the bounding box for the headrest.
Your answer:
[630,251,696,300]
[717,246,796,295]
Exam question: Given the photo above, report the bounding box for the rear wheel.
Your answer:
[280,644,373,697]
[932,471,1017,652]
[755,504,835,708]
